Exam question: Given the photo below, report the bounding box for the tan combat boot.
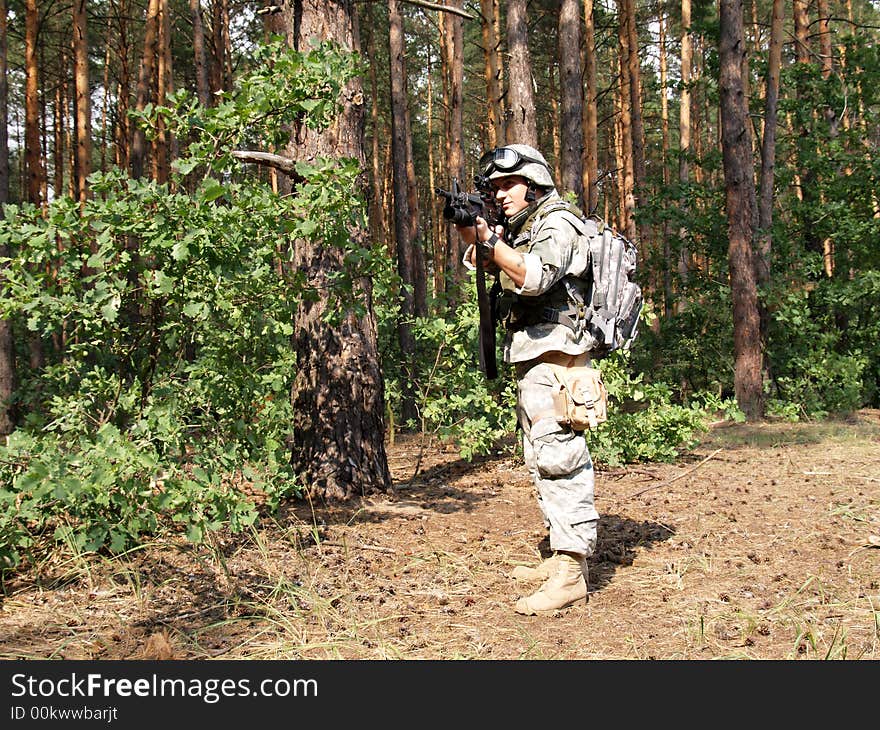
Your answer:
[514,552,588,615]
[510,553,560,582]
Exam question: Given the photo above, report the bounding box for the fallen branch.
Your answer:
[231,150,304,183]
[626,448,723,500]
[321,541,396,554]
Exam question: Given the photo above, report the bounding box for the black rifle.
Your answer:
[435,177,502,380]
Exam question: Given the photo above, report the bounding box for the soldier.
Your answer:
[456,144,599,615]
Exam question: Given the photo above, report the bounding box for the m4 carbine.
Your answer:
[435,178,501,380]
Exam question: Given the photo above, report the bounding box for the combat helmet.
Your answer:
[479,144,555,189]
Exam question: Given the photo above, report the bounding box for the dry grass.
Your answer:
[1,413,878,660]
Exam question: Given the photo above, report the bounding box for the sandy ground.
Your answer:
[1,411,878,660]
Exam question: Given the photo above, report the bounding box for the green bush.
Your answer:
[0,42,365,570]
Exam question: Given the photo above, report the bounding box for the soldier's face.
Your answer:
[492,176,530,217]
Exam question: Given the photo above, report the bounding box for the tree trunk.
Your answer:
[622,0,647,250]
[505,0,538,146]
[678,0,692,289]
[719,0,763,421]
[25,0,44,207]
[558,0,584,201]
[115,0,131,173]
[153,0,172,184]
[100,9,113,173]
[756,0,783,281]
[549,66,562,184]
[481,0,502,148]
[816,0,836,277]
[0,0,15,436]
[388,0,418,424]
[426,49,445,304]
[793,0,810,64]
[280,0,392,500]
[210,0,223,94]
[755,0,783,376]
[443,4,465,306]
[0,0,6,202]
[191,0,211,107]
[582,0,598,214]
[658,0,672,318]
[616,15,636,243]
[220,0,232,92]
[73,0,91,203]
[403,105,426,319]
[131,0,160,179]
[54,57,65,201]
[364,8,384,251]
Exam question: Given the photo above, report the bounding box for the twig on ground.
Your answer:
[625,448,723,500]
[321,541,396,554]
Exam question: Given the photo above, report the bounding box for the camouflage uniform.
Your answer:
[501,190,599,559]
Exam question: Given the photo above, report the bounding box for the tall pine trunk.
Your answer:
[191,0,211,107]
[582,0,598,214]
[677,0,693,291]
[24,0,44,207]
[505,0,538,146]
[558,0,584,201]
[73,0,91,203]
[131,0,159,179]
[388,0,418,424]
[719,0,763,421]
[0,0,15,435]
[280,0,391,500]
[442,4,465,306]
[616,15,636,243]
[481,0,503,148]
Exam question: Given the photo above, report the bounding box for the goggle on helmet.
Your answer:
[478,145,555,188]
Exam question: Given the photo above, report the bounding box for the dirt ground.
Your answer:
[1,411,878,661]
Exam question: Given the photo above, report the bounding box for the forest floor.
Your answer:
[1,411,879,661]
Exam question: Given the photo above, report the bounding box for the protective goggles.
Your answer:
[478,147,547,176]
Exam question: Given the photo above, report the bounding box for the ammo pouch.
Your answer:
[546,363,608,431]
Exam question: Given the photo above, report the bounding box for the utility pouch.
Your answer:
[546,363,608,431]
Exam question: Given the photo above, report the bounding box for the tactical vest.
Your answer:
[494,199,590,334]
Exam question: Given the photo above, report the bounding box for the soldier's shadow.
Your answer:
[536,515,674,593]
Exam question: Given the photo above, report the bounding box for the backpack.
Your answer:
[580,216,644,357]
[509,201,643,358]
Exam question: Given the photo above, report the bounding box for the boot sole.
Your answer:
[514,593,588,615]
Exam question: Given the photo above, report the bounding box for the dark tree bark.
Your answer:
[131,0,159,179]
[756,0,783,284]
[719,0,763,420]
[364,7,384,251]
[278,0,392,500]
[505,0,538,146]
[114,0,131,173]
[558,0,584,201]
[388,0,418,424]
[190,0,211,107]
